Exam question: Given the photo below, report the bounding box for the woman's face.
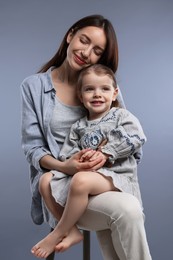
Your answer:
[66,26,107,71]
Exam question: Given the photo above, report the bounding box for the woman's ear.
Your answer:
[113,88,118,101]
[67,29,74,44]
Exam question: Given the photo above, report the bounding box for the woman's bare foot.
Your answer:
[31,231,64,258]
[55,227,83,252]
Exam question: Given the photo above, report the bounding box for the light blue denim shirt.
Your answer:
[21,68,61,224]
[20,67,142,225]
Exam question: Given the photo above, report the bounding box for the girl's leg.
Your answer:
[31,171,115,258]
[38,172,83,253]
[39,172,63,219]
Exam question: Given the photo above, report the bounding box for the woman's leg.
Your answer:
[31,171,115,258]
[38,172,83,253]
[78,191,152,260]
[96,229,120,260]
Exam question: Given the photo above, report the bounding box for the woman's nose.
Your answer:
[81,46,92,58]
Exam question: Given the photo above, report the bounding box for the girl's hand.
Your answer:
[62,149,106,174]
[88,150,109,162]
[79,149,97,162]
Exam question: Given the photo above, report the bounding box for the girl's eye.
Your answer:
[84,87,94,92]
[102,87,110,91]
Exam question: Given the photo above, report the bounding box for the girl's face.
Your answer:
[66,26,106,71]
[79,72,118,120]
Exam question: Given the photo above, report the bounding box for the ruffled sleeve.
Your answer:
[100,109,146,164]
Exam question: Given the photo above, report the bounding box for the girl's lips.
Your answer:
[91,101,104,106]
[74,54,87,65]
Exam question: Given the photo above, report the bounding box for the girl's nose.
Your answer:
[93,90,101,97]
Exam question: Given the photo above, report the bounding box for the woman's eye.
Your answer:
[94,48,103,56]
[80,37,88,44]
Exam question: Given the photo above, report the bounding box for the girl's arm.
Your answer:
[58,123,107,173]
[100,110,146,165]
[117,86,143,163]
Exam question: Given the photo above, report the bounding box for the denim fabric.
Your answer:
[21,68,60,224]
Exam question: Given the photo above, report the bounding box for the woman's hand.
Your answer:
[61,149,107,175]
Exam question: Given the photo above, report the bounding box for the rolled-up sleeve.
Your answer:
[20,77,51,172]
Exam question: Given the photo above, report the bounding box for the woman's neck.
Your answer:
[55,60,79,85]
[51,62,82,106]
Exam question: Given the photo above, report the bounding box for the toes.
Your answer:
[31,244,39,253]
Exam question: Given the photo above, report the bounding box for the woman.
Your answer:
[21,14,152,259]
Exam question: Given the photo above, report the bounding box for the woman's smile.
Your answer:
[73,53,88,66]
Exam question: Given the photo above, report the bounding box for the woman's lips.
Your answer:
[74,54,87,65]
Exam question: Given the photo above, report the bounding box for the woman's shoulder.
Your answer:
[20,70,53,94]
[21,72,46,87]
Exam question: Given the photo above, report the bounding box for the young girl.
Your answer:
[31,64,147,258]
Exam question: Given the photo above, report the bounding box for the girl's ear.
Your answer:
[113,88,118,101]
[67,29,74,44]
[77,90,83,103]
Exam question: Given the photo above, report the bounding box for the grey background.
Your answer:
[0,0,172,259]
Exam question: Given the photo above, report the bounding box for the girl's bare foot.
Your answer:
[55,227,83,252]
[31,231,63,258]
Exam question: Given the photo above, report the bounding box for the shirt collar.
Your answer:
[44,67,56,93]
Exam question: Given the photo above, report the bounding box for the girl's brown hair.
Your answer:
[77,64,119,107]
[38,15,118,73]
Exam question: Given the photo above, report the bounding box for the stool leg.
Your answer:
[83,230,90,260]
[46,228,55,260]
[46,250,55,260]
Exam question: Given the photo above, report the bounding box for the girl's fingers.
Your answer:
[79,150,96,162]
[80,156,106,170]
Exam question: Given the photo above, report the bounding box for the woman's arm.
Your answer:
[21,78,52,172]
[40,151,106,175]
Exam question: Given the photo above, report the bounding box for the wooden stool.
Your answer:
[46,230,90,260]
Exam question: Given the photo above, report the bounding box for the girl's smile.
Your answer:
[79,73,118,120]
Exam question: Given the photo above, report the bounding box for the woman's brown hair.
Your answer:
[38,15,118,73]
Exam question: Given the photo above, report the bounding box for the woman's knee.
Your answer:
[122,197,143,222]
[39,171,52,195]
[88,192,144,223]
[111,192,144,224]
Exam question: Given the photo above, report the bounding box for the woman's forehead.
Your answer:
[76,26,106,46]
